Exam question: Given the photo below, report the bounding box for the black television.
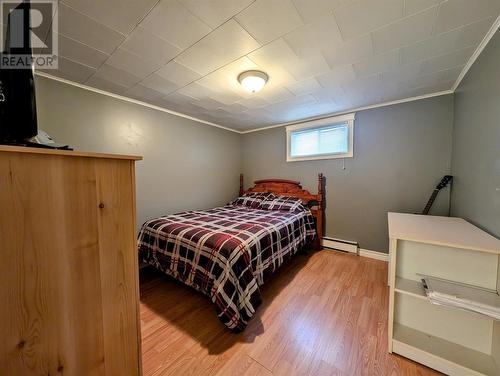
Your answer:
[0,0,38,144]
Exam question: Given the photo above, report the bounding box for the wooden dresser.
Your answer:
[0,146,143,376]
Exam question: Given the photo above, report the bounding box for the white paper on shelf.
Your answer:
[421,275,500,320]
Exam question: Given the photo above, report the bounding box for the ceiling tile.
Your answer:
[92,64,142,88]
[162,91,199,107]
[140,0,212,49]
[400,17,494,64]
[125,84,165,101]
[61,0,158,34]
[86,76,129,94]
[372,6,438,53]
[341,74,383,94]
[458,17,496,47]
[405,65,462,89]
[262,94,317,115]
[380,61,422,82]
[369,80,401,101]
[334,0,404,40]
[180,0,254,28]
[434,0,500,34]
[292,0,351,23]
[196,98,227,111]
[58,34,109,68]
[286,77,322,96]
[259,87,295,103]
[175,20,260,75]
[235,0,304,44]
[312,87,345,103]
[353,50,400,77]
[156,61,202,87]
[283,14,344,58]
[208,90,244,105]
[236,96,270,109]
[287,100,338,120]
[58,3,125,54]
[286,53,331,80]
[41,56,96,83]
[177,82,220,101]
[322,34,373,67]
[419,46,475,75]
[316,64,357,87]
[248,38,297,67]
[121,27,181,64]
[106,48,162,79]
[262,95,320,122]
[222,103,248,113]
[140,74,179,95]
[404,0,442,16]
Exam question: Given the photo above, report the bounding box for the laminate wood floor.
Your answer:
[140,250,440,376]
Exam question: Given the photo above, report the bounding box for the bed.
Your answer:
[137,174,324,331]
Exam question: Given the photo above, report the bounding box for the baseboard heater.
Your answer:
[322,237,359,254]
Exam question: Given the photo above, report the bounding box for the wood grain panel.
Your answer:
[0,153,105,375]
[0,149,141,376]
[95,159,141,376]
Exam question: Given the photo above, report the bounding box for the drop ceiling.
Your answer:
[35,0,500,131]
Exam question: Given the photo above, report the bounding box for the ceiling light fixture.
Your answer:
[238,70,268,93]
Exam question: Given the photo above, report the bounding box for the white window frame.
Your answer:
[286,113,355,162]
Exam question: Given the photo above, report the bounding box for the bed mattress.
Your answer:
[137,205,315,331]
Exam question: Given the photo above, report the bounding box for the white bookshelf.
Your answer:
[388,213,500,376]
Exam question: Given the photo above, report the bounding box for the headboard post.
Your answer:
[318,173,324,210]
[239,173,244,196]
[316,173,325,250]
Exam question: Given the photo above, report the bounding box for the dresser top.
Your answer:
[0,145,142,161]
[388,212,500,254]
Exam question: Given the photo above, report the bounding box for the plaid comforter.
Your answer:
[138,205,316,331]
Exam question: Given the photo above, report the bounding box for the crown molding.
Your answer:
[241,90,453,134]
[451,14,500,92]
[34,71,242,134]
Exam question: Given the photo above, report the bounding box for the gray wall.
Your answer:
[451,30,500,237]
[34,75,242,230]
[242,95,454,252]
[34,75,458,253]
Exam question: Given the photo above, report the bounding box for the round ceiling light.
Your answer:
[238,70,269,93]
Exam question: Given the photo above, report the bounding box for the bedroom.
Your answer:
[1,0,499,375]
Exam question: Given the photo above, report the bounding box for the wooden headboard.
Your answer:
[239,173,325,250]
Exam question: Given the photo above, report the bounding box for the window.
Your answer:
[286,113,355,162]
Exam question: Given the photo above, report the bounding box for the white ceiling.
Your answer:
[37,0,500,131]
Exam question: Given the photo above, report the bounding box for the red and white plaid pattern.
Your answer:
[259,195,305,212]
[228,192,276,208]
[138,205,315,331]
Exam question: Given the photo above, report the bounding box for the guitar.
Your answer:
[422,175,453,215]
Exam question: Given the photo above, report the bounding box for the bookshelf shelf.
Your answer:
[393,324,498,376]
[395,277,427,300]
[388,213,500,376]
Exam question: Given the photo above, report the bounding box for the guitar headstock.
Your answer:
[436,175,453,189]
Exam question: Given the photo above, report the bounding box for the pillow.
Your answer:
[228,192,276,208]
[259,195,306,212]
